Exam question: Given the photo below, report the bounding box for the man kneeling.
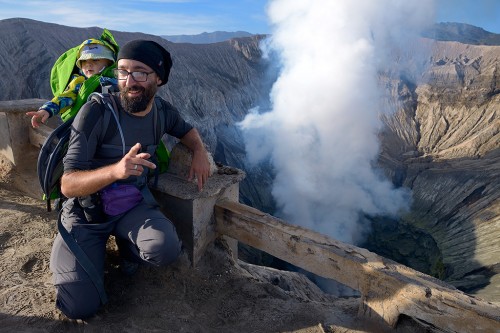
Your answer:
[50,39,211,319]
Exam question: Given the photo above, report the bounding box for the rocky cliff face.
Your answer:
[375,39,499,302]
[0,18,498,302]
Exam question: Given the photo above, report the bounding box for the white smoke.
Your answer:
[238,0,435,244]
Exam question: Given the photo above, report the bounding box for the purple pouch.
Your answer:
[100,184,143,216]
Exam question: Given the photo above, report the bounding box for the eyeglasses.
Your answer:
[113,69,154,82]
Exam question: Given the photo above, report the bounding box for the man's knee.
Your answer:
[159,234,182,265]
[55,281,102,319]
[136,218,182,266]
[142,232,182,266]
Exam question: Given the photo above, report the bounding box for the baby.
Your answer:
[27,40,116,128]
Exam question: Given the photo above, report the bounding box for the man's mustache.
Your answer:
[122,85,145,94]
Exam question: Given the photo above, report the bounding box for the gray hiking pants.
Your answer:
[49,197,182,319]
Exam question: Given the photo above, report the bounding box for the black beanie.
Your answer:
[117,40,172,86]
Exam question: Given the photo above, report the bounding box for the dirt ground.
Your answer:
[0,155,377,333]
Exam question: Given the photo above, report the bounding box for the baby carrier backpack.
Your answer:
[37,29,120,211]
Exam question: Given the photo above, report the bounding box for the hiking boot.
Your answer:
[120,258,139,276]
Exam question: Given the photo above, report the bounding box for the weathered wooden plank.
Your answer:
[215,199,500,332]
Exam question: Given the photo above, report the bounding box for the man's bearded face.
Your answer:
[120,81,157,114]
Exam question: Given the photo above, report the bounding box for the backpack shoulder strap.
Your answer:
[88,92,126,156]
[100,99,113,145]
[154,96,165,141]
[150,96,170,187]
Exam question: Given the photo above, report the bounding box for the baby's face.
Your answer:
[80,58,113,78]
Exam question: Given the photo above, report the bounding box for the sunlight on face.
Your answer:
[117,59,160,114]
[80,58,113,78]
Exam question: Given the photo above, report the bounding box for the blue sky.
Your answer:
[436,0,500,33]
[0,0,498,35]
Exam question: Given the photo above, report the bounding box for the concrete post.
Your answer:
[150,143,245,266]
[0,99,46,165]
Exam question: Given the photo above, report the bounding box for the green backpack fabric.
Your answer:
[50,28,120,122]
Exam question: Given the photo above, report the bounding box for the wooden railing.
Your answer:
[214,200,500,332]
[2,99,500,333]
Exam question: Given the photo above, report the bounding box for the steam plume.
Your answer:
[239,0,435,244]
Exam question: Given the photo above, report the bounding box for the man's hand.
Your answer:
[113,143,156,179]
[180,128,212,191]
[62,143,156,198]
[188,148,211,191]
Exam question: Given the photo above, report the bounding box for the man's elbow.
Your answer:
[60,173,74,198]
[60,179,69,198]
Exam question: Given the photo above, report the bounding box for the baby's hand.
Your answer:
[26,109,50,128]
